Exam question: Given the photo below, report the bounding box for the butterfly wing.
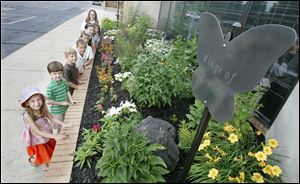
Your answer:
[227,24,297,93]
[192,67,236,122]
[192,12,236,122]
[192,12,297,122]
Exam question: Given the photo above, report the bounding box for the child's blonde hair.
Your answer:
[64,47,77,57]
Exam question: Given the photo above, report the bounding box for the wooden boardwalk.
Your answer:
[44,63,93,183]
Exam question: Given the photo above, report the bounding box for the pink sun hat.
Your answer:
[19,86,47,108]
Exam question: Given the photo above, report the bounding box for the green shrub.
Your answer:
[126,52,174,107]
[74,128,104,168]
[96,122,169,183]
[101,18,118,32]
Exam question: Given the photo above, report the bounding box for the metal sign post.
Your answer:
[179,107,210,183]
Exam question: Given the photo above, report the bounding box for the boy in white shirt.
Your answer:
[74,39,91,75]
[80,32,95,61]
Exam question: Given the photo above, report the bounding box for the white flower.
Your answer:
[104,100,137,117]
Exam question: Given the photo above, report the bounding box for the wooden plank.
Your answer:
[56,138,78,145]
[51,155,74,162]
[54,144,76,152]
[52,149,75,156]
[46,167,72,177]
[48,161,74,169]
[44,175,70,183]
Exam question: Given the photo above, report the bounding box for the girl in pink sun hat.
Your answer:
[19,86,72,171]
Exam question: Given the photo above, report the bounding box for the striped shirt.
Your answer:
[46,79,69,115]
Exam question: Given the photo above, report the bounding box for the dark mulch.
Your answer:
[70,50,195,183]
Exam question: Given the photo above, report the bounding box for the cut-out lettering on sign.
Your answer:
[192,12,297,123]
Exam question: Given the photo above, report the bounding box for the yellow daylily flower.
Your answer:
[224,124,236,132]
[208,168,219,179]
[198,144,205,151]
[268,139,279,148]
[272,165,282,177]
[239,172,245,182]
[256,130,262,135]
[251,173,264,183]
[259,161,266,167]
[228,176,236,181]
[213,156,221,162]
[203,139,211,147]
[255,151,267,162]
[228,133,239,144]
[248,151,255,157]
[263,146,273,155]
[205,153,213,161]
[204,132,210,139]
[262,165,273,175]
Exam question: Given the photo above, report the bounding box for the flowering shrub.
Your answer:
[114,72,131,82]
[103,100,137,118]
[92,123,102,132]
[96,101,169,183]
[178,88,282,183]
[188,122,282,183]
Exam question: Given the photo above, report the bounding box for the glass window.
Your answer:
[158,1,299,127]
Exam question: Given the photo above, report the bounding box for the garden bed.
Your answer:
[70,50,195,183]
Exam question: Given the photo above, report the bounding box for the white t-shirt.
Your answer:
[74,45,94,73]
[81,20,97,31]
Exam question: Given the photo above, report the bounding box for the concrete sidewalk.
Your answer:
[1,7,117,183]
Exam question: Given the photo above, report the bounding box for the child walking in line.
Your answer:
[80,9,99,33]
[19,86,71,171]
[92,23,101,54]
[74,39,90,75]
[63,47,86,95]
[46,61,77,134]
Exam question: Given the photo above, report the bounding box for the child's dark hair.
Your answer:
[47,61,64,73]
[76,39,87,47]
[85,23,95,29]
[81,32,90,39]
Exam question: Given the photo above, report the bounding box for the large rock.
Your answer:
[136,116,179,171]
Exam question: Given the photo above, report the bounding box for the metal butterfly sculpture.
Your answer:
[192,12,297,123]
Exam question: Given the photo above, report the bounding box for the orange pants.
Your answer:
[26,138,56,165]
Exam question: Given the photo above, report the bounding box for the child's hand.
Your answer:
[76,85,83,90]
[71,100,78,105]
[62,102,70,106]
[55,132,68,140]
[63,121,72,128]
[79,80,86,84]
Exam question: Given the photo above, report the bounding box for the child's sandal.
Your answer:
[28,156,37,167]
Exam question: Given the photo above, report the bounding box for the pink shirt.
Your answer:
[21,112,53,147]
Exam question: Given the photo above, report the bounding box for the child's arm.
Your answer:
[67,81,82,90]
[24,113,67,140]
[84,59,93,67]
[47,113,72,128]
[46,100,70,106]
[67,91,78,105]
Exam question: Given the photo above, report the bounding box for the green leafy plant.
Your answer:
[170,114,178,123]
[126,52,174,107]
[73,128,104,169]
[96,123,169,183]
[127,14,153,46]
[101,18,118,32]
